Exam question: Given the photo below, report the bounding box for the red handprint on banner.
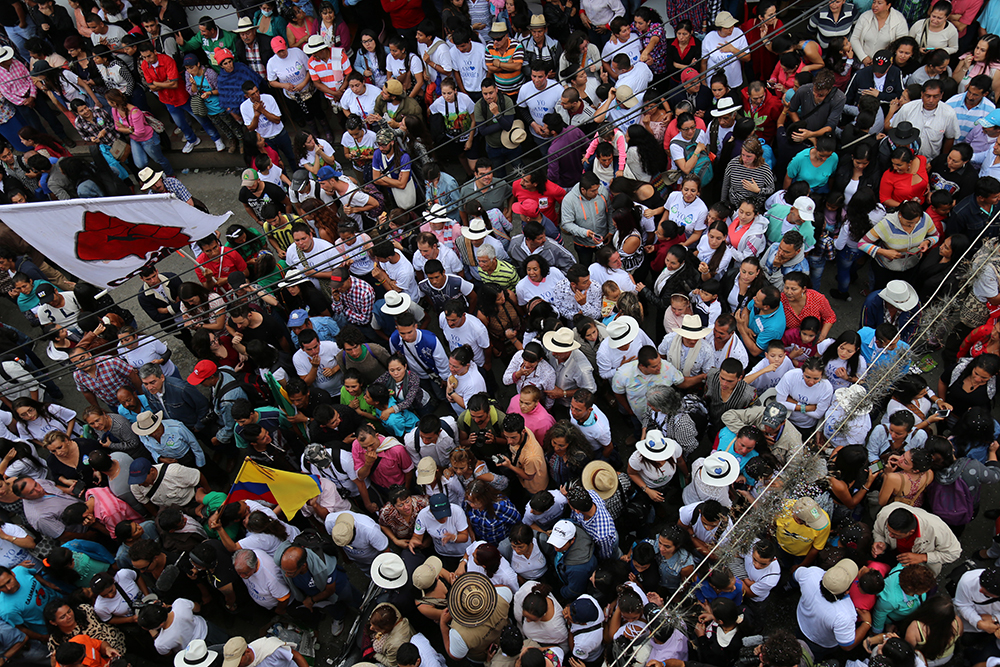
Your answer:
[75,210,191,261]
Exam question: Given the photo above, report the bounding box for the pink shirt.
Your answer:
[507,395,556,444]
[86,487,141,534]
[352,437,414,488]
[112,106,154,142]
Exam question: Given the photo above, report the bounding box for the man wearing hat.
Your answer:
[221,635,306,667]
[326,511,390,569]
[861,279,921,344]
[523,15,561,73]
[440,572,512,661]
[317,166,378,226]
[276,542,359,635]
[230,17,273,78]
[287,169,323,214]
[703,13,749,88]
[132,410,206,469]
[138,167,194,205]
[538,519,597,599]
[238,166,291,225]
[303,34,351,109]
[707,95,741,155]
[793,559,866,659]
[485,21,524,97]
[967,101,1000,156]
[34,282,82,333]
[658,314,716,390]
[188,359,247,450]
[872,504,960,575]
[775,497,831,572]
[286,303,340,346]
[596,315,655,379]
[845,50,903,111]
[890,79,960,159]
[723,400,806,470]
[546,331,597,408]
[372,79,421,129]
[411,494,471,566]
[564,595,605,666]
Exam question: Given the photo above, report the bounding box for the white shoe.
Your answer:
[182,137,201,153]
[214,139,225,152]
[331,619,345,636]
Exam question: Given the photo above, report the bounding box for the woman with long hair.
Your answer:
[819,330,866,391]
[30,61,100,121]
[386,37,425,99]
[938,353,1000,426]
[464,479,521,545]
[191,329,241,367]
[727,199,769,263]
[879,146,930,208]
[276,272,331,317]
[293,130,337,176]
[43,430,100,492]
[883,374,949,432]
[400,114,434,176]
[376,354,430,418]
[476,284,521,355]
[827,444,872,518]
[17,126,71,159]
[353,29,390,89]
[105,88,173,175]
[558,31,601,83]
[178,282,226,331]
[954,33,1000,96]
[300,197,340,244]
[637,244,700,339]
[694,220,734,282]
[720,256,765,313]
[45,598,124,657]
[517,582,569,647]
[446,345,486,414]
[10,396,78,446]
[832,186,882,300]
[454,541,519,591]
[624,125,667,188]
[917,233,969,301]
[904,594,963,666]
[515,255,565,307]
[665,19,700,87]
[0,438,48,480]
[544,420,590,486]
[949,406,997,461]
[611,206,644,276]
[591,246,637,295]
[879,447,934,507]
[722,137,775,207]
[446,446,506,491]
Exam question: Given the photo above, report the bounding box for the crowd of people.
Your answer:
[4,0,1000,666]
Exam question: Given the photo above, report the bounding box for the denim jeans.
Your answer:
[164,100,221,143]
[807,253,826,290]
[264,129,298,173]
[6,22,37,61]
[836,246,860,292]
[131,132,174,176]
[484,142,520,178]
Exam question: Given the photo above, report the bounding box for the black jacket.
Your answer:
[137,271,183,324]
[845,66,905,107]
[233,34,275,71]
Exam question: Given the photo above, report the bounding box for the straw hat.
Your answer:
[131,410,164,436]
[635,430,681,462]
[449,572,498,626]
[582,460,619,499]
[371,553,407,589]
[501,119,527,149]
[672,314,712,340]
[462,217,492,240]
[699,451,740,487]
[606,316,640,348]
[381,290,412,316]
[542,327,581,354]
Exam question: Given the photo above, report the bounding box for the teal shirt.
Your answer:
[16,279,52,313]
[786,148,840,191]
[747,302,787,350]
[871,563,926,632]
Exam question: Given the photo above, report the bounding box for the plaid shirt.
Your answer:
[0,60,35,105]
[74,107,121,145]
[465,497,522,545]
[244,41,265,78]
[570,489,618,559]
[74,356,134,407]
[330,277,375,326]
[161,176,192,202]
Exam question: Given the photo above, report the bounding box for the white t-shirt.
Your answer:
[515,268,566,306]
[694,235,734,277]
[516,80,565,139]
[743,552,781,601]
[340,83,381,118]
[702,28,749,87]
[407,634,447,667]
[668,130,709,183]
[257,165,284,188]
[266,49,312,99]
[292,340,343,394]
[94,569,141,621]
[521,490,568,529]
[589,263,635,293]
[36,292,81,329]
[413,245,463,274]
[438,314,490,366]
[380,255,420,301]
[510,536,548,579]
[513,582,570,648]
[450,367,486,416]
[450,42,488,92]
[403,417,458,467]
[0,524,35,569]
[775,369,834,428]
[570,405,612,452]
[387,52,422,80]
[794,566,857,648]
[285,236,339,288]
[678,501,733,545]
[628,450,677,488]
[414,504,470,557]
[242,548,292,609]
[602,35,642,66]
[241,94,284,138]
[465,540,519,591]
[429,93,476,140]
[119,336,176,378]
[299,138,336,170]
[748,356,795,391]
[154,598,208,655]
[616,62,653,97]
[418,39,454,81]
[0,359,41,403]
[666,192,709,238]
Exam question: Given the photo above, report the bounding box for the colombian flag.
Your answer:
[227,459,322,519]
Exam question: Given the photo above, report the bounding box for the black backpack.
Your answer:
[293,528,338,557]
[217,370,272,408]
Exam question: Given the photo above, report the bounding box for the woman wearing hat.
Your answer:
[628,430,686,507]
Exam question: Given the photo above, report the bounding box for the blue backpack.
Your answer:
[670,136,713,185]
[925,459,977,526]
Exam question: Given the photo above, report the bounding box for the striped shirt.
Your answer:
[480,259,520,290]
[946,93,996,141]
[308,50,352,100]
[808,2,857,49]
[487,41,525,95]
[721,157,775,207]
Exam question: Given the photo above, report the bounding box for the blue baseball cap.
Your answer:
[978,108,1000,128]
[287,309,309,328]
[128,458,153,484]
[316,165,342,181]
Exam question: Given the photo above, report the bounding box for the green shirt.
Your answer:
[180,29,238,70]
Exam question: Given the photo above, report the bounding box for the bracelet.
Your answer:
[862,486,870,491]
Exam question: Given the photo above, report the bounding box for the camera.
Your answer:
[491,455,506,467]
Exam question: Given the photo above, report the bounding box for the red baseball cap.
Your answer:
[271,36,287,52]
[187,359,218,385]
[512,199,541,218]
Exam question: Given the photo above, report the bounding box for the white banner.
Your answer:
[0,194,231,288]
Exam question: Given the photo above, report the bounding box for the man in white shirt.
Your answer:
[398,637,447,667]
[439,298,491,366]
[579,0,624,38]
[292,329,342,394]
[416,22,454,91]
[522,489,569,530]
[954,567,1000,641]
[612,54,653,100]
[741,539,781,603]
[34,283,81,333]
[570,390,613,457]
[403,414,458,467]
[414,233,464,278]
[890,79,960,159]
[234,548,291,613]
[372,242,419,302]
[711,314,750,370]
[240,83,297,173]
[411,493,471,561]
[284,222,339,288]
[450,29,488,95]
[794,560,862,659]
[702,12,750,89]
[517,62,565,141]
[327,511,389,568]
[596,316,654,379]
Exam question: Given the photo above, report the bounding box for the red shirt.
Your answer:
[741,87,784,143]
[381,0,425,29]
[195,246,248,287]
[781,289,837,331]
[895,522,920,554]
[512,178,566,223]
[880,155,929,205]
[140,53,189,107]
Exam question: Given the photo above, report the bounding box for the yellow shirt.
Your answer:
[775,499,830,556]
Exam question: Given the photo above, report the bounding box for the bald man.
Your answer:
[276,542,360,635]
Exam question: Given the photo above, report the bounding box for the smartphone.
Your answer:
[869,460,884,473]
[936,409,951,418]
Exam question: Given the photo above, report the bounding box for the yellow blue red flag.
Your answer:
[227,459,321,520]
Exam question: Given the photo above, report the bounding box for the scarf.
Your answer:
[218,63,264,113]
[668,335,703,377]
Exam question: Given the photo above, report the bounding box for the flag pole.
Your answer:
[222,457,252,505]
